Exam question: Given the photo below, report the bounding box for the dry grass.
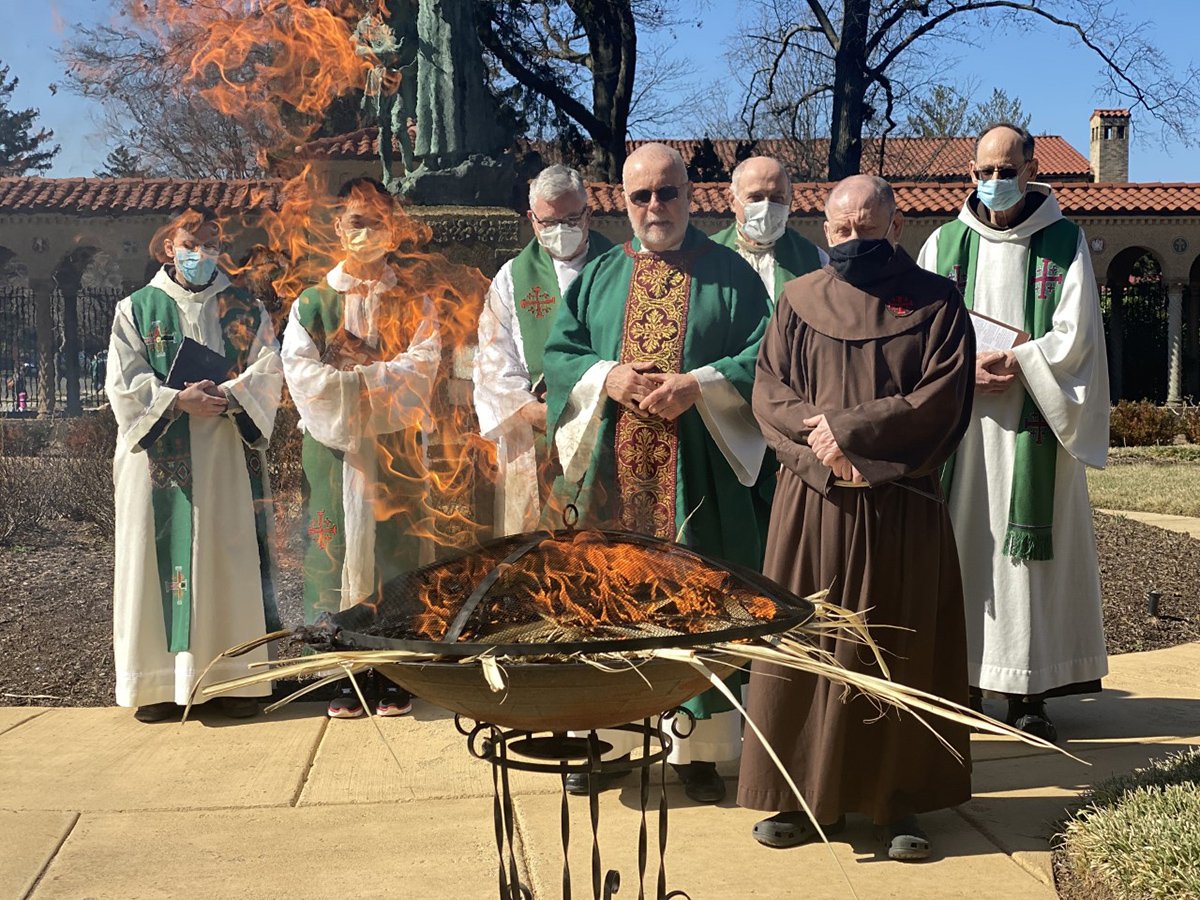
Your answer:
[1057,748,1200,900]
[1088,447,1200,517]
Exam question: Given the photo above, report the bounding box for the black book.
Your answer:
[165,336,236,389]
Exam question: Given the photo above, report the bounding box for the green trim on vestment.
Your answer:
[509,233,613,385]
[130,281,276,650]
[293,281,424,622]
[935,216,1081,561]
[709,224,822,300]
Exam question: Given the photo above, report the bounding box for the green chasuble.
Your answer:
[710,224,822,301]
[509,233,614,385]
[293,283,425,623]
[544,225,773,717]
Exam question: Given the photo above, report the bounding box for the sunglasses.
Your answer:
[975,162,1027,180]
[626,184,683,206]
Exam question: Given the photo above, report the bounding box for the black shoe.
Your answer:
[564,754,632,795]
[968,687,984,714]
[216,696,259,719]
[1006,698,1058,743]
[134,702,178,723]
[671,761,726,804]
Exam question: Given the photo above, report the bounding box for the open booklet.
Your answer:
[970,310,1030,352]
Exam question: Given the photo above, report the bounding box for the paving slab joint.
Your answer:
[290,716,330,807]
[21,810,80,900]
[952,806,1054,888]
[0,710,49,740]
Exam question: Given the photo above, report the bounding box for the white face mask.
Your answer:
[537,223,586,260]
[739,199,790,245]
[341,226,391,263]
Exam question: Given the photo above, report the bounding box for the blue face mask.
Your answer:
[976,177,1024,213]
[174,247,218,286]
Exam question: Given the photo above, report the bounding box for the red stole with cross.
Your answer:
[613,246,693,539]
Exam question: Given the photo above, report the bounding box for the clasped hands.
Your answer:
[605,361,700,421]
[976,350,1020,394]
[174,380,227,417]
[803,413,863,483]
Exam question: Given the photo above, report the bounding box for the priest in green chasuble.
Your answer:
[544,143,773,803]
[709,155,826,302]
[107,206,283,723]
[473,164,612,537]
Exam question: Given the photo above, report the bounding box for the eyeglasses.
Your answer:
[531,210,588,228]
[975,163,1027,180]
[626,184,683,206]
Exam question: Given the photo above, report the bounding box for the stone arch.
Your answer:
[1104,245,1168,403]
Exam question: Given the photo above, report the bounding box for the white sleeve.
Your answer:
[105,298,181,452]
[556,360,618,483]
[473,265,537,440]
[1011,230,1110,469]
[221,303,283,448]
[690,365,766,486]
[915,227,941,272]
[280,299,364,453]
[359,298,441,436]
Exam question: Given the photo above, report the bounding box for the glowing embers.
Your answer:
[323,529,810,652]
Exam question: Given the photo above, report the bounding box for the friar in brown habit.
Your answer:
[737,175,976,861]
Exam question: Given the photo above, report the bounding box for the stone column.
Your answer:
[31,279,55,417]
[1167,282,1183,407]
[1107,282,1124,402]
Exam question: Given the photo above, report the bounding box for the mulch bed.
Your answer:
[1,512,1197,708]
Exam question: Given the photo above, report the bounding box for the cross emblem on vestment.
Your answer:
[1033,259,1064,300]
[520,286,556,320]
[308,511,338,551]
[1023,410,1051,445]
[950,263,965,292]
[143,321,174,359]
[167,566,188,605]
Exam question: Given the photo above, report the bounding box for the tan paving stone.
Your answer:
[28,800,497,900]
[298,699,558,805]
[0,811,77,900]
[1097,509,1200,540]
[0,706,47,737]
[0,705,326,811]
[513,784,1054,900]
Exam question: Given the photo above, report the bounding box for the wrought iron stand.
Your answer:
[457,711,695,900]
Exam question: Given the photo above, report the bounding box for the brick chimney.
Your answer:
[1089,109,1131,182]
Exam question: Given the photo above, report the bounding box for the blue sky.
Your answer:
[2,0,1196,181]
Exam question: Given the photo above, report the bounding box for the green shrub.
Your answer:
[1109,400,1182,447]
[1058,747,1200,899]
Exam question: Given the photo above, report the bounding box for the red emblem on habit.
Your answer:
[520,286,557,320]
[886,295,915,317]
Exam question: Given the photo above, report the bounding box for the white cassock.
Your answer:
[473,250,589,537]
[555,245,767,765]
[281,262,440,605]
[108,268,283,707]
[917,184,1109,697]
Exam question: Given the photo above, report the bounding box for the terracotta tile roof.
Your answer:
[0,178,284,216]
[1092,108,1131,118]
[588,181,1200,218]
[295,129,1094,181]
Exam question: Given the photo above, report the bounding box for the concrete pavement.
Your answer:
[1,643,1197,900]
[1097,508,1200,540]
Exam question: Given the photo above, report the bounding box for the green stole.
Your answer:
[509,233,613,384]
[130,282,279,652]
[710,224,822,300]
[935,216,1080,561]
[294,283,423,623]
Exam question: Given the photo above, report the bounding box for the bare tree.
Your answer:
[737,0,1200,180]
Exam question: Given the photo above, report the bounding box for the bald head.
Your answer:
[731,156,790,200]
[823,174,902,247]
[623,142,692,252]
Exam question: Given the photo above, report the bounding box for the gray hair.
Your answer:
[825,174,897,220]
[529,164,588,208]
[731,156,791,199]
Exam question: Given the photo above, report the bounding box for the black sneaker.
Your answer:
[671,761,726,804]
[1006,698,1058,743]
[376,684,413,717]
[134,702,178,723]
[327,684,365,719]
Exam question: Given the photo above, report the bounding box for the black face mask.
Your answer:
[827,237,895,287]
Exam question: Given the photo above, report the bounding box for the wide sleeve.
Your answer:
[105,297,181,453]
[280,298,365,453]
[1010,230,1110,469]
[473,264,537,440]
[358,297,440,436]
[915,226,942,272]
[751,300,836,493]
[221,302,283,448]
[825,293,975,484]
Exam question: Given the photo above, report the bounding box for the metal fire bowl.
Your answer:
[373,656,718,732]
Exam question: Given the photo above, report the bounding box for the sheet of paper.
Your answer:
[970,311,1026,352]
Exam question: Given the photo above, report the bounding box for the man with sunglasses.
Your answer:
[710,155,827,302]
[543,143,774,803]
[917,122,1110,743]
[474,164,613,537]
